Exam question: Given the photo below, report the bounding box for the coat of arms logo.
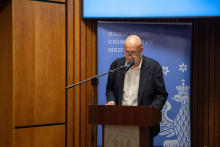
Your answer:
[159,79,191,147]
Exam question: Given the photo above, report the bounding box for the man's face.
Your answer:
[124,45,143,67]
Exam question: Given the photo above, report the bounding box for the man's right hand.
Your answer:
[105,102,115,105]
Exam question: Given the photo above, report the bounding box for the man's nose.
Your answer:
[128,55,133,60]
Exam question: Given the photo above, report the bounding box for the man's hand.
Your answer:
[105,102,115,105]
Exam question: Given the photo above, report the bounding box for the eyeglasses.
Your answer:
[122,49,141,57]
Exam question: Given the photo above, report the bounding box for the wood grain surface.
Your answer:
[13,0,66,127]
[66,0,98,146]
[88,105,161,127]
[45,0,65,3]
[14,125,65,147]
[0,2,13,147]
[67,0,74,146]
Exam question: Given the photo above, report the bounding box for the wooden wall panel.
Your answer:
[13,0,65,127]
[203,18,209,146]
[209,18,215,147]
[86,19,96,147]
[86,20,93,147]
[13,0,35,127]
[14,125,65,147]
[67,0,98,147]
[214,17,220,147]
[80,18,87,147]
[34,2,65,125]
[0,2,13,147]
[45,0,65,3]
[72,0,81,146]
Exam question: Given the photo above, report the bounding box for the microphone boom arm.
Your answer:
[65,65,125,89]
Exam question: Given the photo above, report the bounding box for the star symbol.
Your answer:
[163,66,170,75]
[179,63,187,72]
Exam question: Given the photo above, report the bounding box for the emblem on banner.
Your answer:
[163,66,170,75]
[179,63,187,72]
[105,129,138,147]
[159,79,191,147]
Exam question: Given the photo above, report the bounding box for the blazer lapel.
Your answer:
[118,67,125,105]
[117,58,126,105]
[138,56,150,105]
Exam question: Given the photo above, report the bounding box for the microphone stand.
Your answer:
[66,65,125,147]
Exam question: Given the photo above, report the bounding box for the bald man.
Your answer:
[106,35,168,146]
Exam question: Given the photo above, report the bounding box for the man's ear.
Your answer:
[140,46,144,53]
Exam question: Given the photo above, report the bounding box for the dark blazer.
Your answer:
[106,55,168,137]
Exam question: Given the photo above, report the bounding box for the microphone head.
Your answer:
[124,60,135,73]
[129,60,135,66]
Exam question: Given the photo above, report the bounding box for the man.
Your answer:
[105,35,168,146]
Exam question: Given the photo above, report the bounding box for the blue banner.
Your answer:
[97,22,192,147]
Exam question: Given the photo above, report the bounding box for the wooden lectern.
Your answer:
[88,104,162,147]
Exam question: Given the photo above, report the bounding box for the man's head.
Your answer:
[124,35,144,68]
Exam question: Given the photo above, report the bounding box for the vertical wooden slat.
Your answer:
[176,18,181,22]
[203,18,210,146]
[73,0,81,146]
[209,17,216,147]
[182,18,188,22]
[0,2,13,147]
[191,18,198,147]
[46,0,65,2]
[215,17,220,147]
[146,19,151,22]
[92,19,98,147]
[162,18,166,22]
[67,0,74,146]
[86,19,93,147]
[157,19,162,22]
[80,18,87,147]
[171,18,176,22]
[197,18,204,147]
[69,2,98,147]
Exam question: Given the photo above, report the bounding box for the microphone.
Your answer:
[124,60,135,73]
